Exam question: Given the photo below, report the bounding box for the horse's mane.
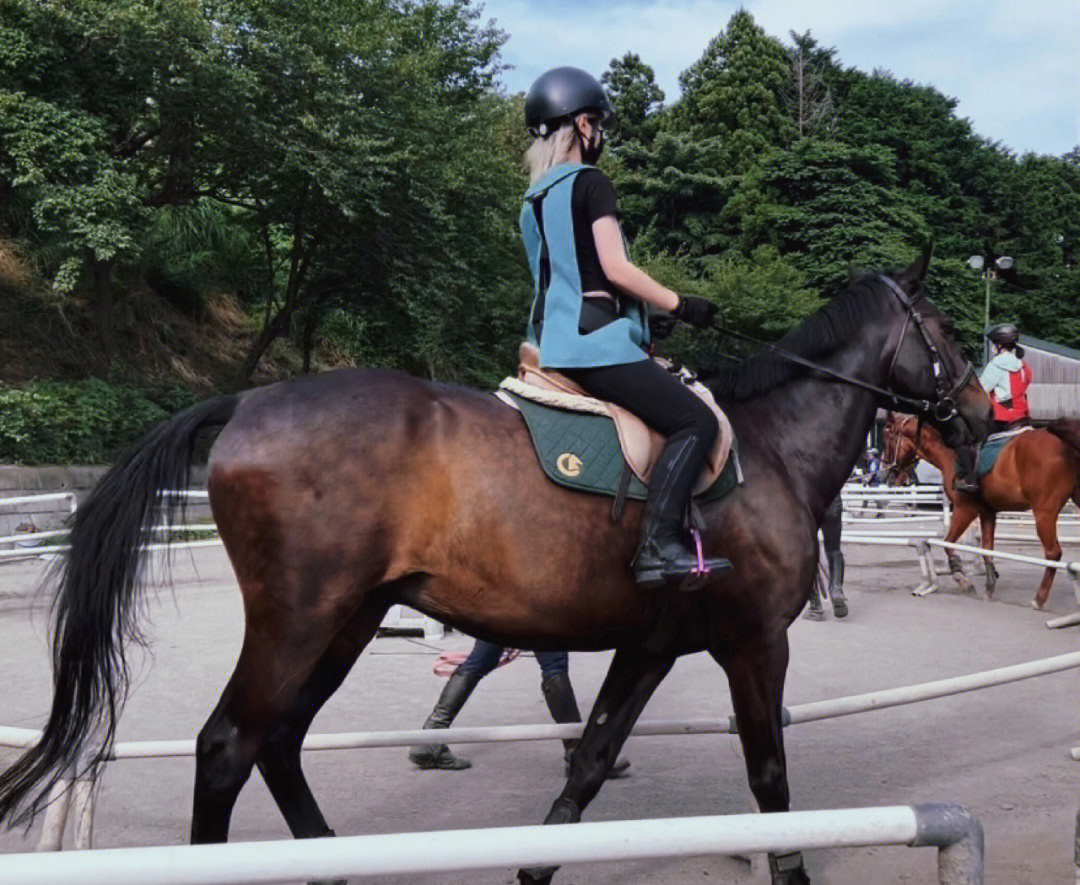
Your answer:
[707,273,887,402]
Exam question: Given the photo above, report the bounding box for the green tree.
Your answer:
[673,10,796,170]
[727,139,928,292]
[601,52,665,146]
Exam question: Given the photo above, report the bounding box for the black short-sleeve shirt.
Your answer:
[571,168,620,295]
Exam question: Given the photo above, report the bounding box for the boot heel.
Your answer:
[634,567,666,588]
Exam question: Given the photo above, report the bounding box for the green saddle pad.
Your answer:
[975,430,1025,477]
[505,392,741,503]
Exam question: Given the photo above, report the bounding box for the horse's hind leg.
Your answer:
[256,602,388,840]
[1032,508,1064,609]
[517,647,674,885]
[715,632,810,885]
[979,513,998,600]
[191,588,375,844]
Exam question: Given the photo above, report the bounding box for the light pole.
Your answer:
[968,254,1014,334]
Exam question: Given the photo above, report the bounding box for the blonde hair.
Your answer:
[525,122,577,183]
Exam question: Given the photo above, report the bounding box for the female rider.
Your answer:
[520,67,728,588]
[953,323,1033,493]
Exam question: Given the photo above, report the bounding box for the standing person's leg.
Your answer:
[563,359,729,587]
[821,493,848,618]
[536,652,630,778]
[408,640,501,770]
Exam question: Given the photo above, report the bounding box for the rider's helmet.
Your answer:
[525,67,616,137]
[986,323,1020,348]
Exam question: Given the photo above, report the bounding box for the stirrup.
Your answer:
[633,527,731,589]
[952,476,979,494]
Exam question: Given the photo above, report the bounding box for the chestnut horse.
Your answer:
[885,413,1080,607]
[0,252,989,885]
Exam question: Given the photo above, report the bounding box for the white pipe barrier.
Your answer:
[4,652,1075,758]
[2,650,1072,857]
[0,804,984,885]
[0,492,77,509]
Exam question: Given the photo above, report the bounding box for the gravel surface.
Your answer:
[1,540,1077,884]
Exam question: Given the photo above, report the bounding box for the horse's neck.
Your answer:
[917,434,955,474]
[761,333,890,518]
[774,384,878,514]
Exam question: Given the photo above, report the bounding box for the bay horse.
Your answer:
[0,251,990,885]
[884,412,1080,608]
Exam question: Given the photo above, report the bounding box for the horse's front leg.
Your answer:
[517,646,675,885]
[979,513,998,600]
[715,630,810,885]
[944,505,979,595]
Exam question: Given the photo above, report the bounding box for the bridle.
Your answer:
[882,413,922,482]
[878,276,975,423]
[714,275,976,425]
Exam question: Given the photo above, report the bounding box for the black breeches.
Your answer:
[560,359,719,446]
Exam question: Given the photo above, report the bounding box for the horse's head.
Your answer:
[878,246,993,449]
[882,413,921,485]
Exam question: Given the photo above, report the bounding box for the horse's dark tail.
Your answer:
[0,393,240,828]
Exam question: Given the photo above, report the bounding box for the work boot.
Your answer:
[541,674,630,779]
[408,670,480,770]
[828,550,848,619]
[632,433,731,589]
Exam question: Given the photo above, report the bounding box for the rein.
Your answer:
[712,275,975,422]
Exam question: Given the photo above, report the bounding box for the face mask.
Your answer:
[577,122,604,164]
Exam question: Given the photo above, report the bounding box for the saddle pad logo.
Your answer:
[556,452,583,477]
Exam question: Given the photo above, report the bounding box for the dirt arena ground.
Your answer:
[1,541,1077,884]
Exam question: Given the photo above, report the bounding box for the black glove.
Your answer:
[674,295,718,330]
[648,312,678,341]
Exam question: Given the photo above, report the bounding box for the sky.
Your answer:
[476,0,1080,157]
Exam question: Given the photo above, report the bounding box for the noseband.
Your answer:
[879,276,975,423]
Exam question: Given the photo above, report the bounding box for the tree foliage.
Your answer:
[1,3,1078,405]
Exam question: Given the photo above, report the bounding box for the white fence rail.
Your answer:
[3,651,1073,858]
[0,804,984,885]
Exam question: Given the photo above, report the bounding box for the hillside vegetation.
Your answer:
[1,2,1078,463]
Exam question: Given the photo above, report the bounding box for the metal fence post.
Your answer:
[911,803,984,885]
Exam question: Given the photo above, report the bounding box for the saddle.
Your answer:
[498,343,733,496]
[976,425,1033,477]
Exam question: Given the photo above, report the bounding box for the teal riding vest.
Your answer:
[520,163,649,369]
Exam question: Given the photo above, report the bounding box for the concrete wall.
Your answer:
[0,465,211,541]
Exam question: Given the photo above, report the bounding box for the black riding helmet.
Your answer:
[525,66,616,137]
[987,323,1019,347]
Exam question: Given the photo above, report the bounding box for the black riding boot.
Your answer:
[952,444,979,494]
[632,432,731,588]
[408,670,480,770]
[828,550,848,618]
[541,674,630,779]
[805,584,825,620]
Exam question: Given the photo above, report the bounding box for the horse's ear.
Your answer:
[898,242,934,292]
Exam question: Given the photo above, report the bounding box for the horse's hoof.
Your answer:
[518,865,556,884]
[769,851,810,884]
[1031,599,1045,611]
[955,576,976,595]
